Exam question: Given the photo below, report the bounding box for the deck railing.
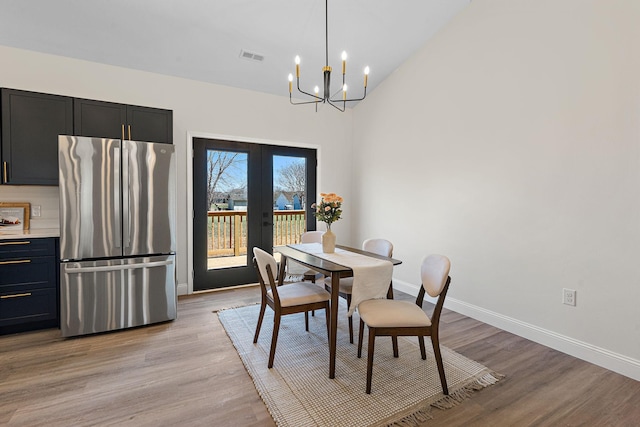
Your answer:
[207,210,307,257]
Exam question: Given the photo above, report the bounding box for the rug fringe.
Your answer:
[386,407,434,426]
[386,371,505,426]
[431,372,505,410]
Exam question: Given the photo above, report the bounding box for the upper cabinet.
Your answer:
[1,89,73,185]
[74,99,173,144]
[1,89,173,186]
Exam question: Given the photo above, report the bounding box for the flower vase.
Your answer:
[322,228,336,253]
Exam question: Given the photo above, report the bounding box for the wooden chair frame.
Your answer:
[253,257,330,368]
[357,276,451,395]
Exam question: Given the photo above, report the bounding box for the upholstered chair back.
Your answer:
[421,254,451,298]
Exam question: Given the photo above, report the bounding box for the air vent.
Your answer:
[239,50,265,62]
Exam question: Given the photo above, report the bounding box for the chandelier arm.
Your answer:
[326,99,346,112]
[329,87,367,104]
[290,93,322,105]
[296,79,323,101]
[329,94,367,103]
[290,98,323,106]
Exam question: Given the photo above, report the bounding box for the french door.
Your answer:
[193,137,317,291]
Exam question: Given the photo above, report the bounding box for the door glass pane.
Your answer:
[206,149,248,270]
[273,155,308,251]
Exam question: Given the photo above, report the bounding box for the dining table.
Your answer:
[276,243,402,379]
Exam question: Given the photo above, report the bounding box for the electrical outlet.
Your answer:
[32,205,41,217]
[563,288,576,306]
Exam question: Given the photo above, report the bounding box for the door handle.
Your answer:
[263,221,273,226]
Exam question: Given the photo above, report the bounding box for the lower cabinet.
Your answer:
[0,237,59,334]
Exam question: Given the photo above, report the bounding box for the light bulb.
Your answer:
[364,66,370,75]
[314,86,319,95]
[343,84,348,92]
[288,74,293,82]
[341,51,347,61]
[295,55,300,65]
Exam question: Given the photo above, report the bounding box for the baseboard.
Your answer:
[177,282,189,296]
[392,278,640,381]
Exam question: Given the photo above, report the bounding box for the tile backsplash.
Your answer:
[0,186,59,229]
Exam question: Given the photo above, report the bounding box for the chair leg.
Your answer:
[311,276,315,317]
[305,311,309,332]
[324,303,330,339]
[357,319,365,358]
[418,336,426,360]
[366,327,376,394]
[253,302,267,343]
[346,294,354,344]
[431,335,448,395]
[268,314,281,369]
[392,336,399,358]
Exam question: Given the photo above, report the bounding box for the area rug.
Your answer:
[218,302,502,427]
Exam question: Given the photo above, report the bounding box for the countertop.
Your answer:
[0,228,60,240]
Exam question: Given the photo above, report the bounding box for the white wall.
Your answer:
[4,0,640,381]
[0,45,354,292]
[353,0,640,379]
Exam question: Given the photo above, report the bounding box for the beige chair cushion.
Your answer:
[358,299,431,328]
[324,277,353,294]
[269,283,330,307]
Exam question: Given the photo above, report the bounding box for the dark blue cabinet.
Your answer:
[1,89,74,185]
[74,98,173,144]
[0,237,59,334]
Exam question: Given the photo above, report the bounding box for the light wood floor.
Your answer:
[1,286,639,426]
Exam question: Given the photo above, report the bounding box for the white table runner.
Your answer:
[288,243,393,315]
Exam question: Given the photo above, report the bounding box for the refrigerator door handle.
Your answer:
[64,259,174,274]
[122,143,131,249]
[114,146,121,249]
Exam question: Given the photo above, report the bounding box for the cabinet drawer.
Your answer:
[0,256,56,289]
[0,238,56,260]
[0,287,57,326]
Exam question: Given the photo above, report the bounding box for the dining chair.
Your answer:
[324,238,394,343]
[300,230,325,283]
[252,247,331,368]
[357,254,451,395]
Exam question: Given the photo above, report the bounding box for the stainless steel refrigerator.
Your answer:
[58,135,176,337]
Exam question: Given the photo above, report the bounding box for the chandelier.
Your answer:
[288,0,369,112]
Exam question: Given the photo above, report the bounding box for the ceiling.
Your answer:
[0,0,470,103]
